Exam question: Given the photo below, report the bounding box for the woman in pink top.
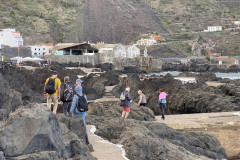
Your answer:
[158,89,168,120]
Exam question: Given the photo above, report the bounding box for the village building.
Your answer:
[53,43,98,55]
[0,29,23,47]
[232,21,240,25]
[204,26,223,32]
[152,35,163,41]
[31,43,53,57]
[137,38,157,46]
[113,44,127,58]
[208,52,221,57]
[96,43,141,58]
[127,45,140,58]
[136,35,163,46]
[95,44,117,54]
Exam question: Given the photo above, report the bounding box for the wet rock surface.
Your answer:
[0,104,96,160]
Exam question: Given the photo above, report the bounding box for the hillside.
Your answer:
[0,0,167,45]
[1,0,240,56]
[0,0,84,44]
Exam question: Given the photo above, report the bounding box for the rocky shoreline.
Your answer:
[162,59,240,73]
[0,63,239,159]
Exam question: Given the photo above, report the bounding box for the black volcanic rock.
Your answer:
[0,73,23,116]
[0,104,95,160]
[88,115,227,160]
[112,73,239,115]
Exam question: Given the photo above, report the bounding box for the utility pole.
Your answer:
[17,41,20,57]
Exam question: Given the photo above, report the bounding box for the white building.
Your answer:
[137,38,157,46]
[96,44,117,54]
[113,44,127,58]
[204,26,223,32]
[233,21,240,25]
[0,29,23,47]
[31,43,53,57]
[127,45,140,58]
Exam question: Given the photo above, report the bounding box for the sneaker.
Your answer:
[161,117,165,120]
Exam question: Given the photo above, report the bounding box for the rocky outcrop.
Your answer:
[112,73,240,115]
[82,71,120,100]
[0,73,23,118]
[89,117,227,160]
[0,104,96,160]
[162,60,240,73]
[0,65,86,103]
[86,101,155,122]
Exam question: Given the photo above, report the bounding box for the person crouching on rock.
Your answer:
[60,76,74,117]
[158,89,168,120]
[69,79,87,125]
[119,87,132,119]
[137,90,147,107]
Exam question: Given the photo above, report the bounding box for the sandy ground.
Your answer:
[157,112,240,159]
[206,81,226,87]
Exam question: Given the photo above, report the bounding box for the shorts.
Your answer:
[122,106,130,112]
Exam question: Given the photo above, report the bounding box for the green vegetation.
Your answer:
[142,42,192,58]
[0,0,83,44]
[94,52,101,56]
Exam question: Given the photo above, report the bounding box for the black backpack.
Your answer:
[45,77,56,94]
[63,83,74,102]
[76,94,88,112]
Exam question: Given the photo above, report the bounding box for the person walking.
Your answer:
[137,90,147,106]
[69,79,87,125]
[44,71,61,114]
[119,87,132,119]
[158,89,168,120]
[60,76,74,116]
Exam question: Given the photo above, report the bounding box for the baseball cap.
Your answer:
[76,79,83,83]
[53,71,58,75]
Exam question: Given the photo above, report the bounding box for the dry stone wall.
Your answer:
[43,55,162,71]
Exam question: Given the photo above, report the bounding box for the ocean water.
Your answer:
[215,73,240,80]
[146,72,240,80]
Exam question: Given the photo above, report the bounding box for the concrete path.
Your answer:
[87,125,127,160]
[157,111,240,159]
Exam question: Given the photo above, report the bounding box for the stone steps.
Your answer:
[94,86,119,110]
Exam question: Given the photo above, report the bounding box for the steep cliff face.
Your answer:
[79,0,167,44]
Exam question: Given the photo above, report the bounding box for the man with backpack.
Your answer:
[70,78,88,125]
[60,76,74,116]
[44,71,61,114]
[119,87,132,119]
